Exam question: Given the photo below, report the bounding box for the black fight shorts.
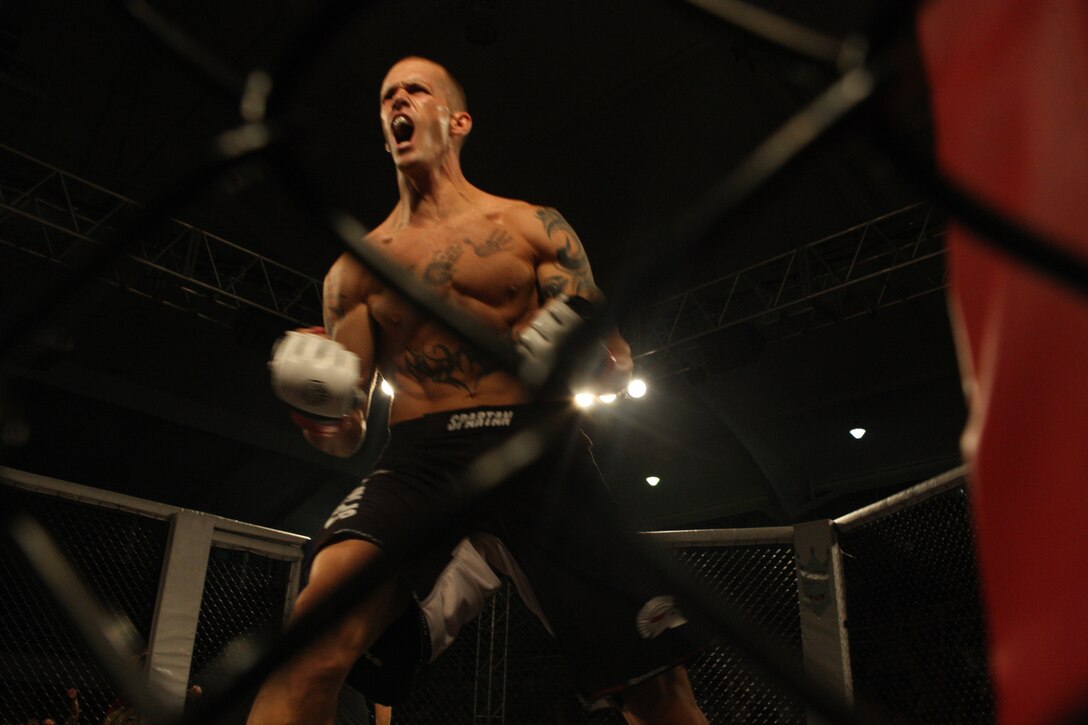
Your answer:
[314,403,703,708]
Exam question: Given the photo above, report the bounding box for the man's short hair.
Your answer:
[394,56,467,113]
[441,67,468,114]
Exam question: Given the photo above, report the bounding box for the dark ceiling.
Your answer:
[0,0,966,536]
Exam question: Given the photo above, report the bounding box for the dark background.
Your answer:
[0,0,965,536]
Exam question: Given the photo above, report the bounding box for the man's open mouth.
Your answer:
[391,116,414,144]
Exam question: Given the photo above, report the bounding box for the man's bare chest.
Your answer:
[374,220,537,307]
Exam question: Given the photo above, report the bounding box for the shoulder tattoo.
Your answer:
[535,207,594,297]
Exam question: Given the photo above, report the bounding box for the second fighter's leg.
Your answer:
[247,539,410,725]
[620,666,708,725]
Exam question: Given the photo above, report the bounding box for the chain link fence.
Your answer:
[838,481,994,723]
[1,466,991,725]
[677,545,804,724]
[396,577,621,725]
[393,539,803,724]
[187,546,295,722]
[0,470,305,725]
[0,485,168,724]
[386,470,991,725]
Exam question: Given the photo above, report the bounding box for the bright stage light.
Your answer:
[574,392,596,408]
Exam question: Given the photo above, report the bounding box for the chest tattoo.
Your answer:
[423,244,464,285]
[462,228,513,257]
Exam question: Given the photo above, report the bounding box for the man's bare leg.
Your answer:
[247,539,409,725]
[621,666,707,725]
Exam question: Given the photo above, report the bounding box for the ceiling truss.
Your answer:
[0,144,322,328]
[1,146,947,381]
[629,201,949,380]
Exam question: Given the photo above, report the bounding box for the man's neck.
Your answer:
[394,157,476,227]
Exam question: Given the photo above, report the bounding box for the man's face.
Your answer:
[379,59,455,169]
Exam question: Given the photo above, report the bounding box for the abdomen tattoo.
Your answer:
[402,343,498,393]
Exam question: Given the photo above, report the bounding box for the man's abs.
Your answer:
[375,316,535,425]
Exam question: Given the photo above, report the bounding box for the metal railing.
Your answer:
[0,468,306,724]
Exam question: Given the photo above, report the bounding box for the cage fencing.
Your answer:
[0,484,168,725]
[676,543,804,724]
[386,466,992,725]
[837,475,995,723]
[0,468,305,725]
[1,465,992,724]
[186,546,296,722]
[397,533,804,724]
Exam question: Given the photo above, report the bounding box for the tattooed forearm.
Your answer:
[402,343,497,392]
[462,229,513,257]
[540,275,568,299]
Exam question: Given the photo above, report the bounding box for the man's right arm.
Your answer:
[311,257,379,457]
[511,204,633,393]
[280,256,378,455]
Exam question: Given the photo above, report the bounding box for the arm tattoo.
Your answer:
[540,274,568,299]
[462,229,513,257]
[535,207,595,297]
[423,244,464,285]
[325,294,349,334]
[402,343,497,392]
[323,270,345,332]
[535,207,588,272]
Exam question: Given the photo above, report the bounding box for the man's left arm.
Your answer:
[516,205,633,390]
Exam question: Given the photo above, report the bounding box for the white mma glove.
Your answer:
[516,295,623,392]
[268,331,365,422]
[515,295,588,386]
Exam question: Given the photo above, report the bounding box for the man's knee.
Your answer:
[621,666,706,725]
[301,538,408,616]
[288,539,410,676]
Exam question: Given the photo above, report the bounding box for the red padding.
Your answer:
[918,1,1088,722]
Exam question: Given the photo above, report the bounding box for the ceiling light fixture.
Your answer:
[627,379,647,398]
[849,428,866,439]
[646,476,660,486]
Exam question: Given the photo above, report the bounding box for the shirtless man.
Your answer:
[249,57,706,725]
